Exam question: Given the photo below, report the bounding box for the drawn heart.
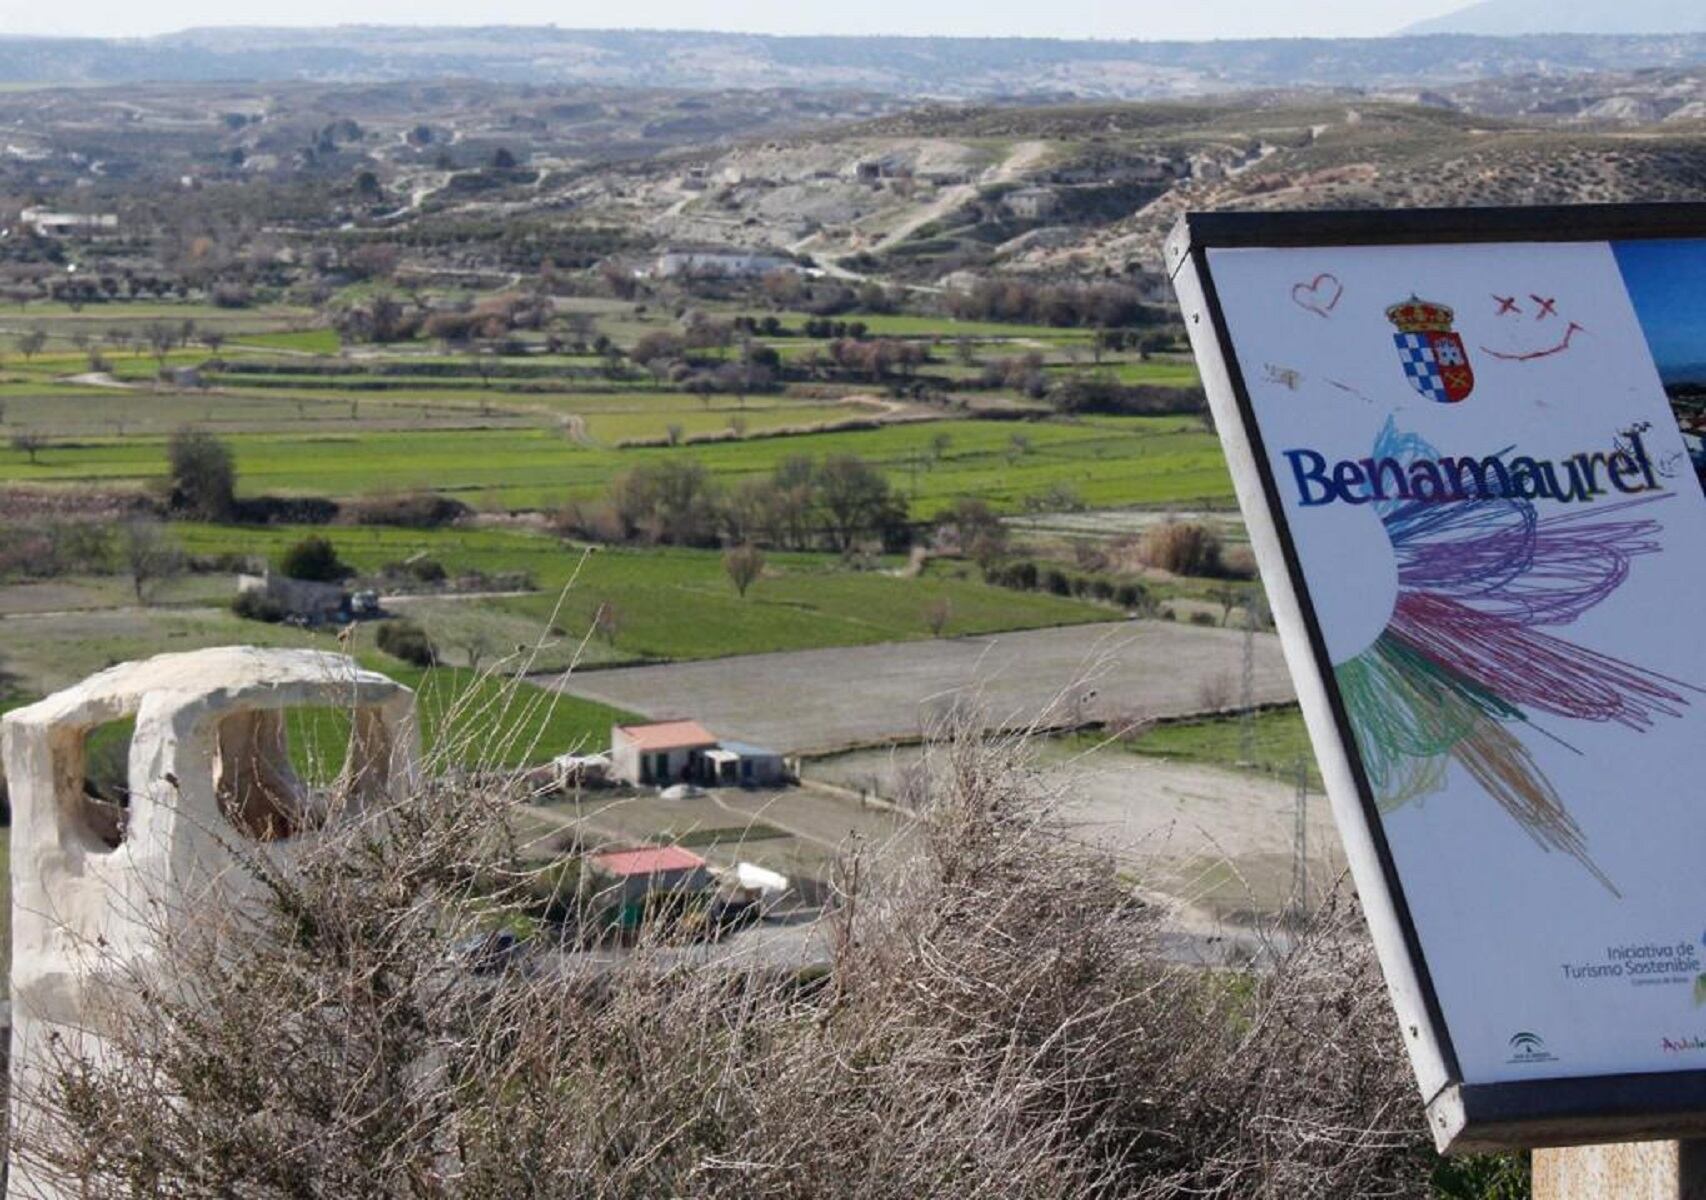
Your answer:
[1291,273,1342,318]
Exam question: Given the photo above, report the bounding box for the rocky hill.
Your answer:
[0,72,1699,295]
[529,90,1706,282]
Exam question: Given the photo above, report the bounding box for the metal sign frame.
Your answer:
[1167,203,1706,1153]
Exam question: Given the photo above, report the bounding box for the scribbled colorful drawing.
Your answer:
[1388,297,1475,403]
[1334,420,1695,892]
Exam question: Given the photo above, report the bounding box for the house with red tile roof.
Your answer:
[609,720,718,785]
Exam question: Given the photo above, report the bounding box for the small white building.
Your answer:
[702,740,788,788]
[610,720,719,786]
[20,207,118,237]
[1003,187,1060,221]
[524,751,610,794]
[649,248,797,280]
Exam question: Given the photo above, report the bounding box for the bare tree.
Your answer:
[144,320,177,373]
[121,518,185,604]
[459,629,498,674]
[815,454,902,553]
[591,598,620,647]
[925,596,952,637]
[1210,582,1246,627]
[564,311,597,352]
[11,430,45,463]
[722,543,765,598]
[18,328,47,360]
[1198,669,1236,711]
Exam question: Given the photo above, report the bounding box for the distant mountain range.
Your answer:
[1405,0,1706,36]
[0,26,1701,96]
[1660,362,1706,387]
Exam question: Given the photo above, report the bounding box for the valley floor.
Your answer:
[543,618,1294,754]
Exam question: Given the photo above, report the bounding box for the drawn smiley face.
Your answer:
[1479,293,1585,363]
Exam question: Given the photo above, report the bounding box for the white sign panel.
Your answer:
[1172,209,1706,1149]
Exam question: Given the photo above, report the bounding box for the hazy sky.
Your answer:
[0,0,1469,41]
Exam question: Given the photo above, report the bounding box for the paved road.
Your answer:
[540,619,1294,754]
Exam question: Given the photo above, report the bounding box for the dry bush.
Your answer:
[13,693,1442,1199]
[1220,542,1258,580]
[1140,521,1223,577]
[550,497,627,543]
[1198,669,1237,711]
[340,492,471,529]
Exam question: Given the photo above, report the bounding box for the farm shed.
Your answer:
[702,740,788,788]
[589,845,714,930]
[523,752,610,793]
[610,720,718,785]
[237,571,347,624]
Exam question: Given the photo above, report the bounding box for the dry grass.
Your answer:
[1139,521,1223,577]
[13,690,1450,1199]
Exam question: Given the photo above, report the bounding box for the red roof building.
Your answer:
[591,846,708,877]
[613,720,718,752]
[610,720,720,785]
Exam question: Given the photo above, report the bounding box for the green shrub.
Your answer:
[279,536,350,583]
[231,590,287,624]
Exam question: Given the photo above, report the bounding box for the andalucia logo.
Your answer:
[1389,296,1474,405]
[1506,1031,1557,1065]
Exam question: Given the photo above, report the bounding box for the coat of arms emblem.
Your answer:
[1387,296,1474,404]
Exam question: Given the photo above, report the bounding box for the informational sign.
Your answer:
[1168,205,1706,1152]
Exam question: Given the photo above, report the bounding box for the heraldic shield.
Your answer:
[1387,296,1474,404]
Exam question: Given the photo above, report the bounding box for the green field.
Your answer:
[0,292,1216,518]
[370,664,638,768]
[1060,705,1321,788]
[232,329,344,354]
[0,413,1228,513]
[833,313,1095,340]
[161,522,1112,667]
[0,520,1109,689]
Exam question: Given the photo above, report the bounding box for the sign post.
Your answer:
[1533,1141,1706,1199]
[1168,204,1706,1160]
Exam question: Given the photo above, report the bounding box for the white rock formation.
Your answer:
[0,647,416,1197]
